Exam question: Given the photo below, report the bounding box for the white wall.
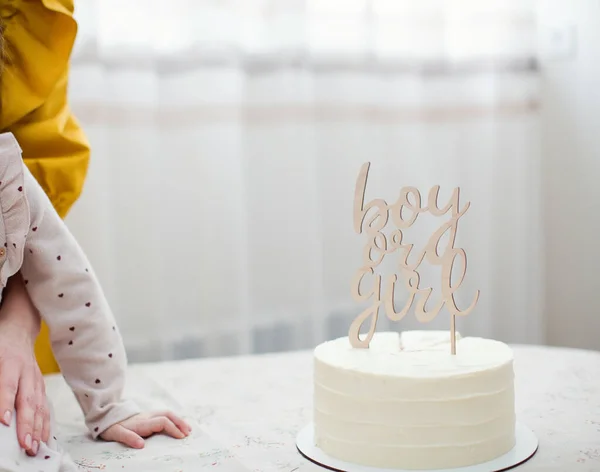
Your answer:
[538,0,600,349]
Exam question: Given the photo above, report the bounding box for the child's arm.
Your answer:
[19,165,141,439]
[0,133,189,447]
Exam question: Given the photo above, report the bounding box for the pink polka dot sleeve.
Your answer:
[12,144,140,437]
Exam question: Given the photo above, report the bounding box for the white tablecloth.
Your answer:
[45,345,600,472]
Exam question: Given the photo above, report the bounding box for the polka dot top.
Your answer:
[0,133,140,438]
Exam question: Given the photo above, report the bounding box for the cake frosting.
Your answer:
[313,331,516,470]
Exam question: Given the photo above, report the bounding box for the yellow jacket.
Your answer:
[1,0,89,374]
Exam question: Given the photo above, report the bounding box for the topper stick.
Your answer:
[451,315,456,355]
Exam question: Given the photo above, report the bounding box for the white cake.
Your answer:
[313,331,516,470]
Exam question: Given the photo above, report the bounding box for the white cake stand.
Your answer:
[296,422,538,472]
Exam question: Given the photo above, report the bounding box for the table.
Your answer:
[45,345,600,472]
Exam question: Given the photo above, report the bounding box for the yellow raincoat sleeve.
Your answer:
[1,0,90,374]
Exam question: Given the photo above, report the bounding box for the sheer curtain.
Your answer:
[65,0,542,362]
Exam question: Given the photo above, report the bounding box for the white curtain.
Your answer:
[65,0,542,362]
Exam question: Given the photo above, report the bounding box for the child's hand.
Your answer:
[100,411,192,448]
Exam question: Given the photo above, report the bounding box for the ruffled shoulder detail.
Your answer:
[0,0,77,128]
[0,133,30,287]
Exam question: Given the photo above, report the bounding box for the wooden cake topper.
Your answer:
[349,162,480,355]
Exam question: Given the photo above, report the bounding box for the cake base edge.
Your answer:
[296,422,538,472]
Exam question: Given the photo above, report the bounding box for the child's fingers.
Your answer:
[143,417,185,439]
[159,411,191,435]
[102,424,145,449]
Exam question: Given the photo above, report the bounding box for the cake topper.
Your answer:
[349,162,480,354]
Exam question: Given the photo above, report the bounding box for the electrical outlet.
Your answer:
[541,24,577,60]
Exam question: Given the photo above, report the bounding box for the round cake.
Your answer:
[313,331,516,470]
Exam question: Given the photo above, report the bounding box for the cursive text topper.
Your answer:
[349,162,480,354]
